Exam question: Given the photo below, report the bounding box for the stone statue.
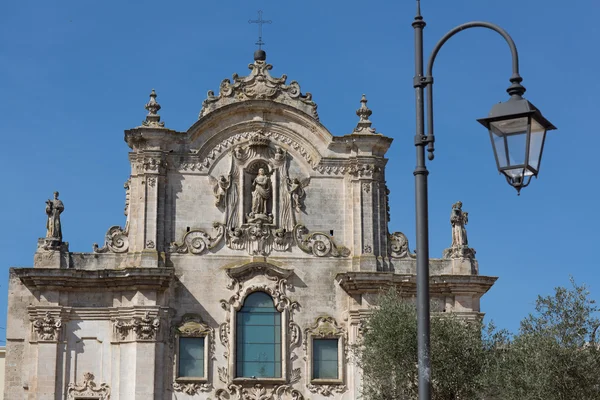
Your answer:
[286,177,310,213]
[251,168,271,216]
[45,191,64,241]
[450,201,468,247]
[211,175,230,208]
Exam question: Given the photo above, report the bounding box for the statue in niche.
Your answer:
[450,201,469,247]
[251,168,271,216]
[45,191,64,241]
[286,177,310,213]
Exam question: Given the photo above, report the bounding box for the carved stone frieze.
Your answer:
[67,372,110,400]
[33,311,61,341]
[173,382,212,395]
[307,384,347,396]
[389,232,416,259]
[215,383,305,400]
[169,223,225,254]
[200,55,319,121]
[294,225,350,258]
[93,225,129,254]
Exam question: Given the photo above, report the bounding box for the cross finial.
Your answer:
[249,10,272,50]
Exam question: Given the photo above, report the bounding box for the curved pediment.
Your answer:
[199,52,319,121]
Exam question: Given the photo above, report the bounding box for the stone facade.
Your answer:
[4,51,496,399]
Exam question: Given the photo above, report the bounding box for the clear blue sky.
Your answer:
[1,0,599,343]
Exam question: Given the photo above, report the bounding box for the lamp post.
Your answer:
[411,1,556,399]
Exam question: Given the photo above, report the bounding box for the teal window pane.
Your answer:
[236,292,282,378]
[313,339,339,380]
[178,337,205,377]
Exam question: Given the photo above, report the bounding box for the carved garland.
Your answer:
[214,383,305,400]
[67,372,110,400]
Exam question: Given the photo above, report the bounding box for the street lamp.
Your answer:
[411,1,556,400]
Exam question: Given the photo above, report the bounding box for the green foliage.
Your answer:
[356,279,600,400]
[355,290,486,400]
[484,278,600,400]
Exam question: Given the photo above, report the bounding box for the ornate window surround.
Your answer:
[172,314,213,386]
[220,262,300,386]
[304,316,347,390]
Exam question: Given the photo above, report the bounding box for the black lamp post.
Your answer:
[411,1,556,399]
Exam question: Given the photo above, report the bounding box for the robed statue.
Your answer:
[251,168,271,216]
[450,201,468,247]
[46,191,64,241]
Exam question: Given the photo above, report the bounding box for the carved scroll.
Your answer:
[389,232,416,259]
[294,225,350,257]
[169,223,225,254]
[67,372,110,400]
[93,225,129,254]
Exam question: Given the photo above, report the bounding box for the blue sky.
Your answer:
[1,0,599,343]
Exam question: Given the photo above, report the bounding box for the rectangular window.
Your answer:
[178,337,205,378]
[312,339,339,380]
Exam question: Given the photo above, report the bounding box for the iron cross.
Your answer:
[248,10,272,50]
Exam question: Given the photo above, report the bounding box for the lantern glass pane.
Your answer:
[490,117,529,168]
[528,118,546,172]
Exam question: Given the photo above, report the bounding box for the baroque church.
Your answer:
[4,49,496,399]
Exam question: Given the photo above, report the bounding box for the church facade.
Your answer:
[4,50,496,400]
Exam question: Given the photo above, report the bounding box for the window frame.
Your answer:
[305,316,346,386]
[173,315,212,384]
[229,290,289,384]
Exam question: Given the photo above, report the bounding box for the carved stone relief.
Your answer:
[389,232,416,259]
[294,225,350,258]
[214,383,305,400]
[200,55,319,121]
[93,225,129,254]
[33,311,61,341]
[67,372,110,400]
[113,311,160,341]
[173,382,212,395]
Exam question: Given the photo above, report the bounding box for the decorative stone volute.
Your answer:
[200,52,319,120]
[142,89,165,128]
[354,94,376,134]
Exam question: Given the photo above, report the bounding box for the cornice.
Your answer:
[13,267,173,291]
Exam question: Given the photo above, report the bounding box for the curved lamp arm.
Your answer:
[423,22,526,160]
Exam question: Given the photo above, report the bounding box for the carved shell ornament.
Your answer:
[200,53,319,121]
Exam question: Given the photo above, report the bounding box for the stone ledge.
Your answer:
[336,272,497,295]
[13,267,173,291]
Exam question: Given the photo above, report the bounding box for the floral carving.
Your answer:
[214,384,305,400]
[363,245,372,254]
[169,223,225,254]
[146,240,155,249]
[33,312,61,341]
[173,382,212,395]
[307,384,347,396]
[389,232,416,259]
[362,182,371,193]
[67,372,110,400]
[200,56,319,121]
[147,176,156,187]
[294,225,350,258]
[93,225,129,253]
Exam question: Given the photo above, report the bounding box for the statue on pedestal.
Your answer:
[443,201,476,259]
[45,191,64,242]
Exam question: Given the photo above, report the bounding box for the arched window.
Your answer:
[236,291,281,378]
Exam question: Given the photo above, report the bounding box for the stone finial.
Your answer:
[142,89,165,128]
[354,94,376,134]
